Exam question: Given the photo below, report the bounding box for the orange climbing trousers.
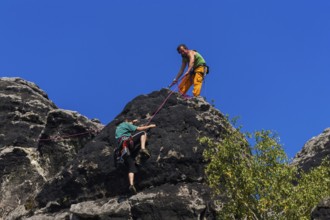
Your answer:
[179,66,205,97]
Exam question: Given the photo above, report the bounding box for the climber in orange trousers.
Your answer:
[172,44,208,97]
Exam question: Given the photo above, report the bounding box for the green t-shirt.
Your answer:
[115,122,137,139]
[182,51,206,68]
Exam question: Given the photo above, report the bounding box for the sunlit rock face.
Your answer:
[0,78,103,218]
[0,77,56,148]
[0,77,56,216]
[292,128,330,171]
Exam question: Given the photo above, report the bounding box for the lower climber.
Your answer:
[115,118,156,195]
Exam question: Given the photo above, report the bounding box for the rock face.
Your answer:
[292,128,330,220]
[0,77,56,148]
[1,77,329,219]
[311,197,330,220]
[0,77,55,216]
[1,78,230,219]
[292,128,330,171]
[0,78,104,219]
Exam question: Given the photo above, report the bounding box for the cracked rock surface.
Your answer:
[0,78,103,219]
[1,78,228,219]
[2,77,328,219]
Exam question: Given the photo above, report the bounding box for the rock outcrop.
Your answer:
[1,78,230,219]
[30,89,229,219]
[292,128,330,171]
[292,128,330,220]
[1,77,328,219]
[0,78,103,219]
[311,197,330,220]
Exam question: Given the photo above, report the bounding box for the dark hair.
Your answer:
[114,114,136,126]
[177,44,188,53]
[124,115,137,123]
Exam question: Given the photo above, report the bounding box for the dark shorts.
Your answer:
[125,155,138,173]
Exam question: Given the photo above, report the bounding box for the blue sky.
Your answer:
[1,1,329,159]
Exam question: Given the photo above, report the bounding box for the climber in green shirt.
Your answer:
[172,44,208,97]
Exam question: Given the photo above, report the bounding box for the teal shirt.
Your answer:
[115,122,138,139]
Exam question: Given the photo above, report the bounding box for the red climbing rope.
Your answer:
[38,129,99,142]
[146,75,189,125]
[39,75,189,141]
[146,90,175,125]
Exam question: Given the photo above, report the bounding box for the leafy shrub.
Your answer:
[201,128,330,220]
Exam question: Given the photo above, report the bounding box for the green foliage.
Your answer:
[201,128,330,220]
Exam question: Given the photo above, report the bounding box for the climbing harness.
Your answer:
[114,131,146,167]
[114,136,133,166]
[200,63,209,75]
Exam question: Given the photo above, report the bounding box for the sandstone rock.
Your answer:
[311,197,330,220]
[0,77,56,148]
[33,89,229,220]
[2,77,329,219]
[292,128,330,219]
[37,109,103,178]
[69,183,218,220]
[0,78,104,218]
[1,78,229,219]
[292,128,330,171]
